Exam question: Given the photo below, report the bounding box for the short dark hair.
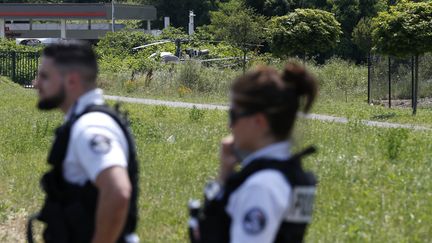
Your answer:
[232,62,318,140]
[42,40,98,84]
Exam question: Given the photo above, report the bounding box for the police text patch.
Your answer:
[89,134,112,154]
[243,208,267,234]
[285,186,315,223]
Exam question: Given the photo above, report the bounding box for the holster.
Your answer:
[27,171,95,243]
[38,199,70,243]
[36,198,94,243]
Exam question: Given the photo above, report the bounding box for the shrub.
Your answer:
[313,58,367,102]
[178,61,203,91]
[189,106,205,122]
[0,39,42,52]
[96,31,156,58]
[382,129,409,161]
[160,26,188,40]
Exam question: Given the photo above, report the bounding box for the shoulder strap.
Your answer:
[77,104,129,127]
[223,146,317,201]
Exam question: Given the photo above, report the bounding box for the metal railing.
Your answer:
[0,51,40,86]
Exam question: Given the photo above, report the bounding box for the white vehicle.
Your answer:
[16,38,61,46]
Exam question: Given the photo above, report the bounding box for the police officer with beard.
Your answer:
[29,41,139,243]
[189,63,318,243]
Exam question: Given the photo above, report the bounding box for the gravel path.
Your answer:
[104,95,430,131]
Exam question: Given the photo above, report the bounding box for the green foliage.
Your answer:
[96,31,156,57]
[311,57,367,102]
[382,128,409,161]
[188,42,241,59]
[327,0,384,60]
[178,61,204,91]
[153,105,168,118]
[209,0,266,72]
[359,0,387,17]
[245,0,292,16]
[268,9,342,58]
[159,26,188,40]
[330,0,361,33]
[189,106,206,122]
[209,1,266,52]
[98,53,159,85]
[0,39,42,52]
[96,31,167,83]
[372,1,432,57]
[191,25,215,42]
[352,17,374,52]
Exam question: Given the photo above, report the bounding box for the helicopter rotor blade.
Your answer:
[132,40,173,50]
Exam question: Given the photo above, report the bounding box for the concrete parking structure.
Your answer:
[0,3,157,39]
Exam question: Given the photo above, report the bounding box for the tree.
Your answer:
[295,0,331,9]
[372,1,432,114]
[244,0,293,16]
[352,17,374,103]
[327,0,385,60]
[352,17,374,53]
[359,0,387,18]
[330,0,361,33]
[209,0,266,72]
[268,8,341,62]
[372,1,432,57]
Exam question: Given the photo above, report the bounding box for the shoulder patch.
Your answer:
[243,208,267,235]
[89,134,112,154]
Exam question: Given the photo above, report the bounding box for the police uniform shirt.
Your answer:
[226,141,292,243]
[63,88,129,186]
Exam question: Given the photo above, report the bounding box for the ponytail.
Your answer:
[231,62,318,140]
[282,62,317,113]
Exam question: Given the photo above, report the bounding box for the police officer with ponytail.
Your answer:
[189,62,318,243]
[29,41,139,243]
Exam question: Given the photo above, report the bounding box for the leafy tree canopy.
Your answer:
[352,17,374,53]
[268,8,342,57]
[372,1,432,57]
[209,0,266,52]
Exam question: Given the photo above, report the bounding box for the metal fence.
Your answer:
[369,53,432,113]
[0,51,40,86]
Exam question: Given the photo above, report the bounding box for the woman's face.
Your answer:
[229,100,270,152]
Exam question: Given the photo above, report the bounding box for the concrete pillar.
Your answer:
[164,17,170,29]
[188,11,195,35]
[111,0,115,32]
[60,19,66,39]
[0,18,5,38]
[147,20,151,31]
[29,19,33,30]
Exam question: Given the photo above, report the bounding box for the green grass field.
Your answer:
[99,59,432,128]
[1,78,432,242]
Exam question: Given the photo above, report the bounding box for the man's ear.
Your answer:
[254,113,270,129]
[67,71,81,89]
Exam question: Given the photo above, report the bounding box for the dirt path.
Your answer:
[0,210,28,242]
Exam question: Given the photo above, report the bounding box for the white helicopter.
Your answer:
[132,38,210,63]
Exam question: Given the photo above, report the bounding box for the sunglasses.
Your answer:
[228,108,258,126]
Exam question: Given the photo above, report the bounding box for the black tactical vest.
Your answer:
[198,147,317,243]
[37,104,139,243]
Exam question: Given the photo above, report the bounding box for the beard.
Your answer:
[37,86,66,111]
